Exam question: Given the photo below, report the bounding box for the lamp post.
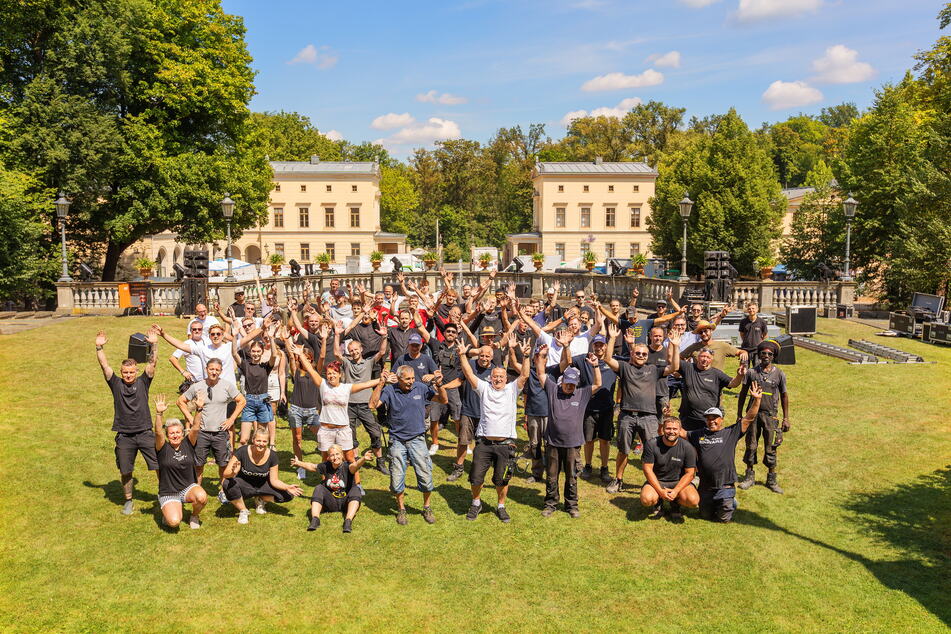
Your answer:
[678,192,694,282]
[220,193,235,282]
[841,193,858,282]
[54,192,72,282]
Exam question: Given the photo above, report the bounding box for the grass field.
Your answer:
[0,315,948,632]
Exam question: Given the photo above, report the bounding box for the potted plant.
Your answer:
[370,251,384,271]
[630,253,648,276]
[423,251,438,271]
[582,250,597,272]
[134,257,155,279]
[315,252,332,271]
[268,253,285,275]
[478,252,493,270]
[755,255,776,280]
[531,252,545,271]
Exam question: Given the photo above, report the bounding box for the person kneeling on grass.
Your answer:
[221,427,303,525]
[641,416,699,522]
[292,446,375,533]
[153,393,207,530]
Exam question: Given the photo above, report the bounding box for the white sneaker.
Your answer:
[429,443,439,456]
[237,509,250,524]
[188,517,201,530]
[297,467,306,480]
[467,446,473,455]
[255,499,267,515]
[217,490,227,504]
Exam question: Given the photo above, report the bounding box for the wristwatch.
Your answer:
[96,345,103,351]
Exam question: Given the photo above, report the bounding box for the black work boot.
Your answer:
[738,468,755,490]
[765,472,784,494]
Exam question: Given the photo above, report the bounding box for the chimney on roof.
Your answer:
[594,156,603,165]
[310,155,320,164]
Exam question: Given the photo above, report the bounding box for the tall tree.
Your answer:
[648,109,784,275]
[1,0,270,280]
[780,160,846,278]
[250,111,341,161]
[622,100,686,165]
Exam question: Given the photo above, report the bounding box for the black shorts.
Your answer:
[348,403,382,449]
[469,440,515,487]
[429,387,462,423]
[583,409,614,442]
[699,488,737,523]
[194,430,233,467]
[114,430,158,473]
[223,477,294,503]
[311,483,363,513]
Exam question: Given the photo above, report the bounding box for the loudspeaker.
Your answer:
[785,306,817,335]
[172,263,186,282]
[888,312,915,336]
[772,333,796,365]
[924,322,951,345]
[180,278,208,315]
[127,333,153,364]
[183,249,209,278]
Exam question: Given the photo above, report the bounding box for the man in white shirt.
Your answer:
[190,303,220,337]
[169,319,208,389]
[457,339,531,523]
[158,322,248,386]
[520,307,601,367]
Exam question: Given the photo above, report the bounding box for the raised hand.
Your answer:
[318,322,330,338]
[520,339,532,357]
[289,343,304,358]
[624,327,636,346]
[194,387,206,409]
[667,330,682,346]
[95,330,107,347]
[386,372,398,384]
[631,288,639,300]
[374,321,388,336]
[363,450,375,463]
[748,380,762,399]
[535,343,549,359]
[154,394,168,414]
[396,271,405,284]
[456,340,470,357]
[288,298,298,312]
[586,352,599,367]
[145,326,159,344]
[607,323,620,339]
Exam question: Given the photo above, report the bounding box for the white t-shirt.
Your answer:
[319,382,351,427]
[537,330,592,367]
[474,379,518,439]
[188,340,236,385]
[172,344,206,380]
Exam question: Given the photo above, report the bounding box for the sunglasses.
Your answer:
[207,386,213,400]
[633,352,649,357]
[190,327,203,332]
[760,350,775,356]
[210,331,223,337]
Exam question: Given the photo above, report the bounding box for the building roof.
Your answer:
[270,160,379,176]
[535,161,657,176]
[781,186,815,200]
[374,231,407,239]
[506,232,542,239]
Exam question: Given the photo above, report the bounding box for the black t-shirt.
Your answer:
[523,366,553,417]
[298,331,337,365]
[647,346,669,398]
[240,357,274,395]
[745,364,787,416]
[739,316,768,351]
[234,445,278,488]
[289,368,318,408]
[687,423,745,490]
[679,362,732,421]
[470,310,503,338]
[460,359,495,418]
[157,439,198,496]
[395,352,438,382]
[573,354,617,413]
[229,301,248,318]
[616,360,662,413]
[107,372,153,433]
[349,322,382,358]
[387,327,413,363]
[642,437,697,483]
[543,380,591,448]
[318,460,354,494]
[428,338,461,383]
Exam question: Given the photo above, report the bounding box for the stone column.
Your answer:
[759,281,775,311]
[55,282,74,315]
[837,281,856,306]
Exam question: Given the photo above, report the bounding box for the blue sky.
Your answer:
[222,0,942,158]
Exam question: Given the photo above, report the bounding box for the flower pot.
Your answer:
[424,259,436,271]
[760,267,773,280]
[270,264,282,275]
[533,260,543,271]
[480,261,490,270]
[319,262,330,271]
[138,268,152,279]
[371,260,381,271]
[585,261,595,271]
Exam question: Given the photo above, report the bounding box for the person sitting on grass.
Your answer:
[292,446,375,533]
[640,416,699,522]
[153,393,207,530]
[221,427,303,525]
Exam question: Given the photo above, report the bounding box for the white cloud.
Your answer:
[287,44,339,69]
[581,69,664,92]
[370,112,416,130]
[646,51,681,69]
[762,80,823,110]
[679,0,720,6]
[415,90,468,105]
[323,130,343,142]
[811,45,875,84]
[561,97,643,125]
[378,117,462,147]
[735,0,822,22]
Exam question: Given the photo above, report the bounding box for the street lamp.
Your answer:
[220,193,235,282]
[841,193,858,282]
[54,192,72,282]
[678,192,694,282]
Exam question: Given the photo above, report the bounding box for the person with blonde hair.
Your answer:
[293,445,375,533]
[152,393,207,529]
[221,427,303,525]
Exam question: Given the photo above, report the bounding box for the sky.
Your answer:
[222,0,943,158]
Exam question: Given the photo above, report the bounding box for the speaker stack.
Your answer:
[703,251,735,302]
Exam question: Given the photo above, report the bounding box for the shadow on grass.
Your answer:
[83,479,156,507]
[505,484,546,511]
[435,483,475,515]
[735,467,950,627]
[360,488,398,516]
[608,493,648,521]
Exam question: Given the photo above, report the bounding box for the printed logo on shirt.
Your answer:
[570,402,579,407]
[671,457,682,462]
[412,394,421,400]
[698,436,723,445]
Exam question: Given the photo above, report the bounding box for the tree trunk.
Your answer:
[101,239,131,282]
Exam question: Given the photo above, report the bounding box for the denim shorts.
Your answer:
[241,393,274,423]
[288,404,318,429]
[389,435,434,494]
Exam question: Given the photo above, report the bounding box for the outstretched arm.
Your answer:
[727,364,746,389]
[153,394,168,451]
[740,382,763,433]
[95,330,113,380]
[456,341,479,389]
[603,323,621,372]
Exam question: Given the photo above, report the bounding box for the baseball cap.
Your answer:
[335,290,346,297]
[408,333,423,345]
[480,326,496,336]
[562,367,581,385]
[703,407,724,418]
[692,320,715,334]
[591,334,607,345]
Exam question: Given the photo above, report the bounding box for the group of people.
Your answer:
[98,268,790,532]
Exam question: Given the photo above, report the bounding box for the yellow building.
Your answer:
[142,157,407,276]
[505,158,658,264]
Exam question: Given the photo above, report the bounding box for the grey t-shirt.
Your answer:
[617,360,663,413]
[543,380,591,448]
[184,379,239,431]
[343,357,374,404]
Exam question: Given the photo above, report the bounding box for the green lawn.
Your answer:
[0,316,948,632]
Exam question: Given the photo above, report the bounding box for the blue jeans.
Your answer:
[288,404,318,429]
[389,435,434,494]
[241,393,273,423]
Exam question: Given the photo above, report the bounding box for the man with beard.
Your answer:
[641,416,699,521]
[678,348,745,432]
[681,320,748,371]
[736,339,790,494]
